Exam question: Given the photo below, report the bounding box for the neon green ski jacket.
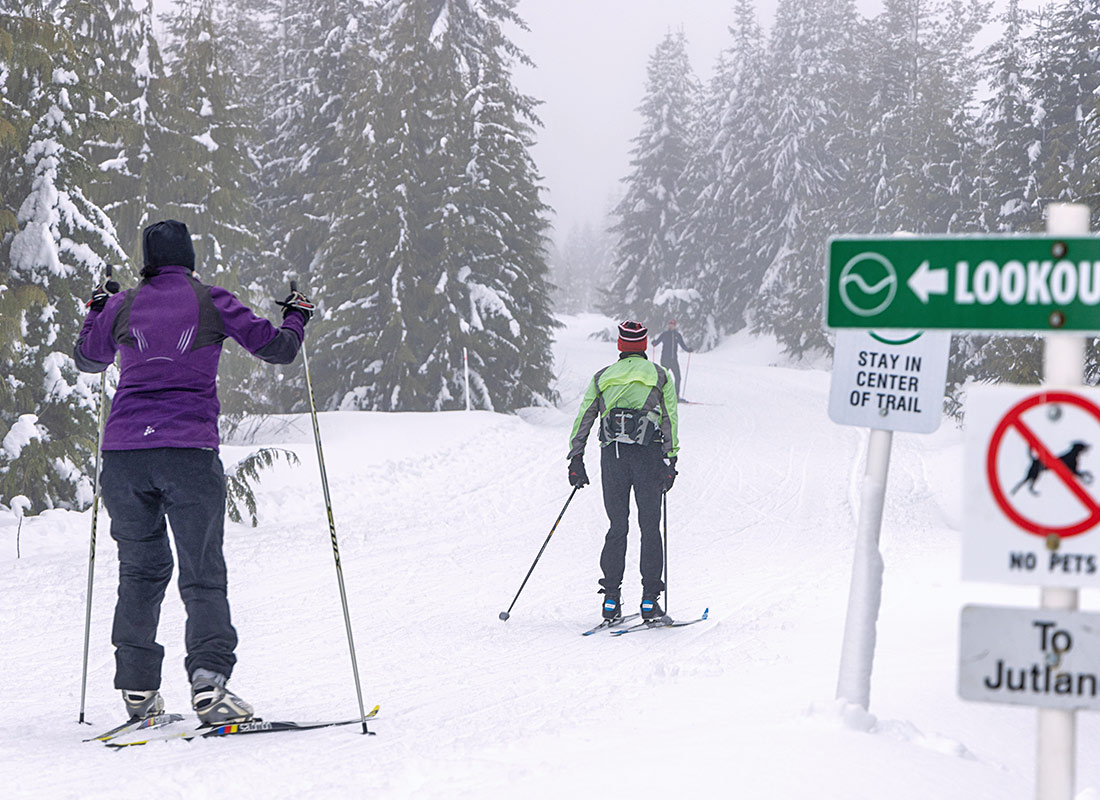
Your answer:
[567,353,679,460]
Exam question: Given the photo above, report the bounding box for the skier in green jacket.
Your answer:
[567,320,679,622]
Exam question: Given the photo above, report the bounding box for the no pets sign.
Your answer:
[963,385,1100,587]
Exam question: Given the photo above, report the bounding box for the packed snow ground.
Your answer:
[2,314,1099,799]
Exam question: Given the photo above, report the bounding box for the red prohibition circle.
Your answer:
[986,391,1100,537]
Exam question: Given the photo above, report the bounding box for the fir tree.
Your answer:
[157,0,278,418]
[751,0,863,358]
[676,0,771,345]
[955,0,1043,399]
[0,5,125,512]
[159,0,258,285]
[978,0,1038,233]
[602,31,699,331]
[1026,0,1100,220]
[313,0,557,413]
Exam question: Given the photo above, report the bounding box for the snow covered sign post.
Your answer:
[824,325,950,710]
[824,236,952,712]
[952,203,1096,800]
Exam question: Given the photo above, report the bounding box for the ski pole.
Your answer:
[682,352,692,397]
[499,487,579,621]
[662,492,669,616]
[78,263,112,725]
[289,280,373,736]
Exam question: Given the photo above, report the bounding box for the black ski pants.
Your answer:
[100,448,237,690]
[598,441,666,599]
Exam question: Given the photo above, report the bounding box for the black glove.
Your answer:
[86,277,121,312]
[277,289,315,323]
[568,456,589,488]
[663,457,678,493]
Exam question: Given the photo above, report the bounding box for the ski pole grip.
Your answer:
[105,263,113,279]
[290,279,297,293]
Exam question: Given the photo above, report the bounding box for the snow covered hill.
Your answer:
[1,315,1097,799]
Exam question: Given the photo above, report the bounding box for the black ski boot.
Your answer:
[640,597,665,621]
[602,593,622,621]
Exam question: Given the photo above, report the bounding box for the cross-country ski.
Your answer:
[105,706,381,748]
[609,609,710,637]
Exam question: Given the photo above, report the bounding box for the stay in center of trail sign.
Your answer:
[963,385,1100,587]
[826,235,1100,331]
[828,329,950,433]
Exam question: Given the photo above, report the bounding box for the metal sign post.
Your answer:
[835,426,892,709]
[829,328,951,709]
[959,204,1091,800]
[1037,203,1087,800]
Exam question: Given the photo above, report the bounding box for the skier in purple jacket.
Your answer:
[74,219,313,725]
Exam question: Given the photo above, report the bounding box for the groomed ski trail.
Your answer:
[1,314,1093,798]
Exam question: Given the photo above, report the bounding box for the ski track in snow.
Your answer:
[1,312,1097,798]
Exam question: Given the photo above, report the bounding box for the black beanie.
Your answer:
[142,219,195,275]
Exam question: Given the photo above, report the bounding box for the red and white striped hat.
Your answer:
[617,320,648,352]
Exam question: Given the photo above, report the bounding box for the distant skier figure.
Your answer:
[567,320,679,623]
[74,220,314,724]
[652,319,692,401]
[1010,441,1093,496]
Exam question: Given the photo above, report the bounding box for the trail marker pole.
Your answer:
[835,427,893,709]
[1036,203,1087,800]
[464,347,471,411]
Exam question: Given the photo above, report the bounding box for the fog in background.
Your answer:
[150,0,1018,244]
[512,0,882,240]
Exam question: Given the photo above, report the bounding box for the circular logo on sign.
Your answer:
[839,253,898,317]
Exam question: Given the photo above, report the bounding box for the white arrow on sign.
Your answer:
[907,260,949,304]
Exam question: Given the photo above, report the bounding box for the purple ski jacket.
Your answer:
[74,265,305,452]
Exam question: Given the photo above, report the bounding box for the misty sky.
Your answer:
[508,0,1033,245]
[512,0,881,242]
[146,0,1022,247]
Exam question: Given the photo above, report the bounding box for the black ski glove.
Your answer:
[663,457,678,493]
[277,289,315,323]
[86,276,121,312]
[568,456,589,488]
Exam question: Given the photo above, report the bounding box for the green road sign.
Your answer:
[826,235,1100,331]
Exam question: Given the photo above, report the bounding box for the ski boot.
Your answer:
[640,597,665,621]
[121,689,165,720]
[191,668,254,725]
[602,593,622,621]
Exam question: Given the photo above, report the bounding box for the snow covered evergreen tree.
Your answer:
[312,0,557,413]
[159,0,258,285]
[602,31,699,332]
[751,0,863,358]
[1026,0,1100,221]
[0,5,125,512]
[258,0,365,286]
[676,0,771,346]
[953,0,1044,402]
[855,0,987,239]
[157,0,274,418]
[978,0,1039,233]
[57,0,150,267]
